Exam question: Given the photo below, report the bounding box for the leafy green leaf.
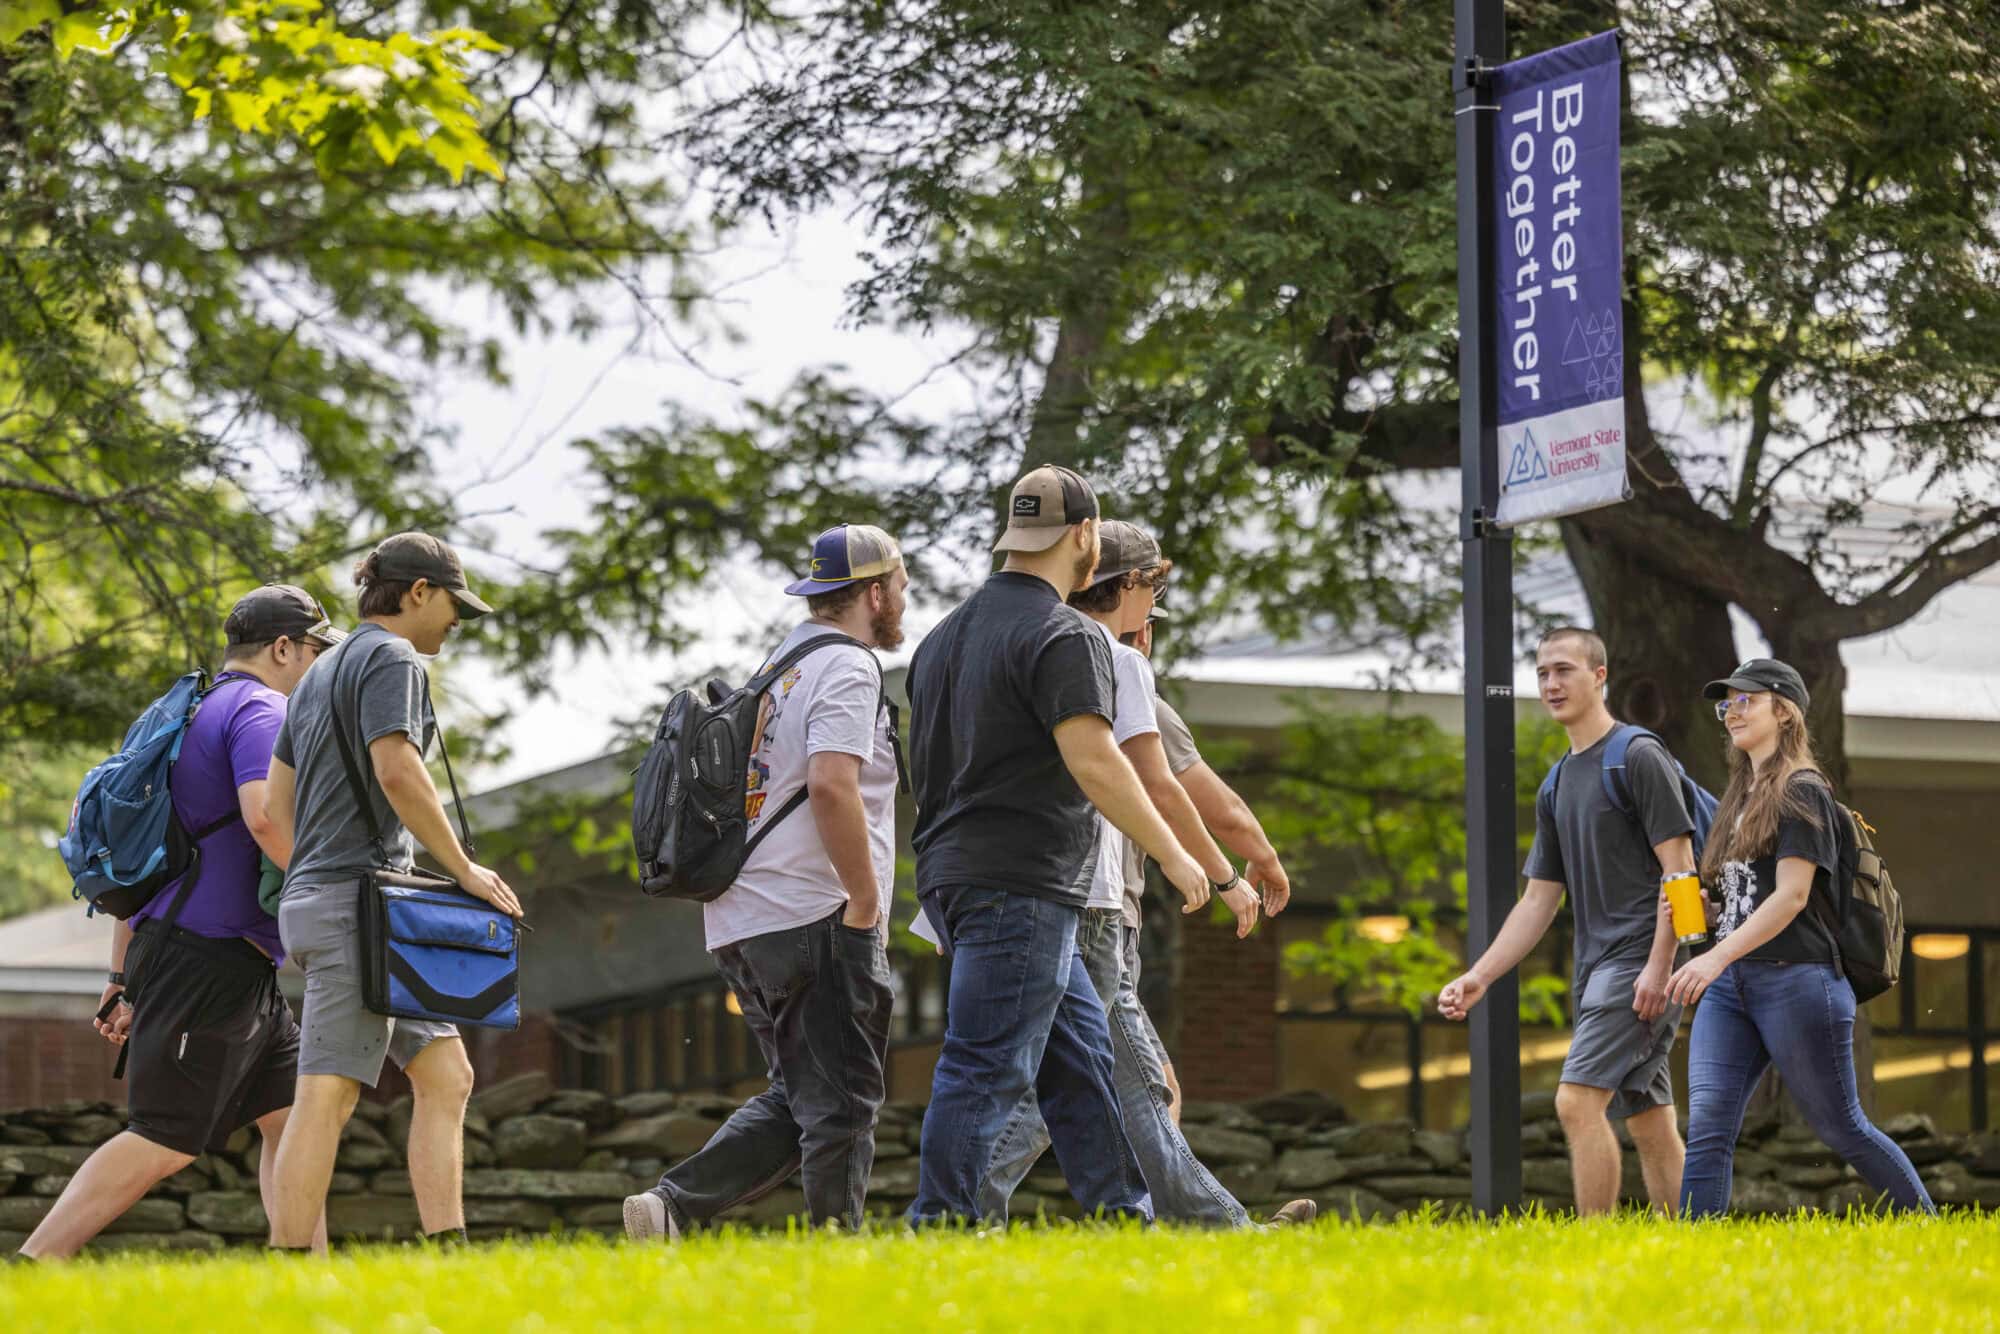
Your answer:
[0,0,60,47]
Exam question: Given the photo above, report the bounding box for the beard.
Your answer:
[1072,541,1099,591]
[870,600,906,651]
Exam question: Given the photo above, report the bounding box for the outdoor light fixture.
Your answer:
[1358,915,1412,945]
[1910,933,1971,962]
[1873,1040,2000,1082]
[1357,1036,1575,1091]
[725,991,743,1016]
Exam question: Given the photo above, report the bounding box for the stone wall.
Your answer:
[5,1077,1996,1252]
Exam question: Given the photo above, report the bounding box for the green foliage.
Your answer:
[472,779,642,887]
[6,1,505,181]
[476,0,2000,988]
[1269,709,1570,1021]
[486,376,967,679]
[540,0,2000,736]
[0,747,85,919]
[0,2,705,748]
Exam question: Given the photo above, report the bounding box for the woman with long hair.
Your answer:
[1665,658,1935,1217]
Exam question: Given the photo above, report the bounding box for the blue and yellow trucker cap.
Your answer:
[783,524,905,596]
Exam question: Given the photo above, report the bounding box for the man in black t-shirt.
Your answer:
[906,466,1210,1225]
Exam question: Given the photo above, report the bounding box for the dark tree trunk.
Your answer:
[1560,515,1739,793]
[1756,628,1851,792]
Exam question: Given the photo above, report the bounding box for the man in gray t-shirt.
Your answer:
[273,621,434,882]
[263,531,521,1253]
[1524,727,1692,986]
[1438,627,1696,1218]
[1116,615,1295,1126]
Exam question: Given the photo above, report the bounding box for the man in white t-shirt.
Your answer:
[625,524,908,1240]
[977,520,1312,1227]
[1121,604,1294,1126]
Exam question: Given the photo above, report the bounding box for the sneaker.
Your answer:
[1266,1199,1318,1228]
[623,1190,684,1243]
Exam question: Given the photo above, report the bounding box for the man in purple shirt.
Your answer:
[20,586,343,1260]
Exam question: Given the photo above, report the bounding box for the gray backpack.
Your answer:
[1833,806,1903,1002]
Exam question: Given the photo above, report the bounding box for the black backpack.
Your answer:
[632,633,908,902]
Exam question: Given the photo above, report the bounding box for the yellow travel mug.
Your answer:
[1664,871,1707,946]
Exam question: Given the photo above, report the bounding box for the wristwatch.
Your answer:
[108,971,126,986]
[1210,873,1244,897]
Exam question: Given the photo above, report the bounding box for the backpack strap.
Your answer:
[324,638,476,869]
[739,631,909,859]
[157,672,246,934]
[1536,751,1567,818]
[1597,722,1651,814]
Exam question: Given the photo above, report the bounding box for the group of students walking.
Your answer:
[622,466,1314,1236]
[22,534,519,1257]
[1438,628,1935,1218]
[17,473,1933,1260]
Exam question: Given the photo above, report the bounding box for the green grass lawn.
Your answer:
[5,1213,1996,1332]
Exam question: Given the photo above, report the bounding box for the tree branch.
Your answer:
[1801,510,2000,639]
[1732,359,1786,526]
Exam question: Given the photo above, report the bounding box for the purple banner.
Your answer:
[1490,30,1628,526]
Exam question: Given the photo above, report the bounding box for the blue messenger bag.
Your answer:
[325,644,521,1030]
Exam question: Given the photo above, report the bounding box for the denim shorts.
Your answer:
[278,880,458,1086]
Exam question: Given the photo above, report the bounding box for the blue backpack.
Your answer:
[58,671,241,919]
[1538,723,1719,860]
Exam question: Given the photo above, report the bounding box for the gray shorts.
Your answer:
[278,880,459,1086]
[1561,957,1682,1120]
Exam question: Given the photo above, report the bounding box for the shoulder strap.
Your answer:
[323,638,475,867]
[158,670,237,933]
[739,631,909,860]
[748,631,868,693]
[1537,752,1568,815]
[324,637,390,865]
[1598,722,1657,814]
[427,676,476,857]
[792,631,910,796]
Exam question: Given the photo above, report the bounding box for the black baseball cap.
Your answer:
[225,584,346,649]
[1703,658,1809,712]
[368,531,494,619]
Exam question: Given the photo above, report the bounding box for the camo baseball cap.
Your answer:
[1083,520,1163,589]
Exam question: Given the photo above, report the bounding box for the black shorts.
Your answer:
[124,922,301,1156]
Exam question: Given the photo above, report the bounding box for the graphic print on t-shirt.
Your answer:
[744,665,806,824]
[1714,857,1758,939]
[703,625,895,953]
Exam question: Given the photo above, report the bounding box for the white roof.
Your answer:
[0,904,114,995]
[1178,550,2000,727]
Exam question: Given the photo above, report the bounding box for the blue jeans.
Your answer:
[982,909,1249,1226]
[908,886,1152,1225]
[1681,960,1935,1218]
